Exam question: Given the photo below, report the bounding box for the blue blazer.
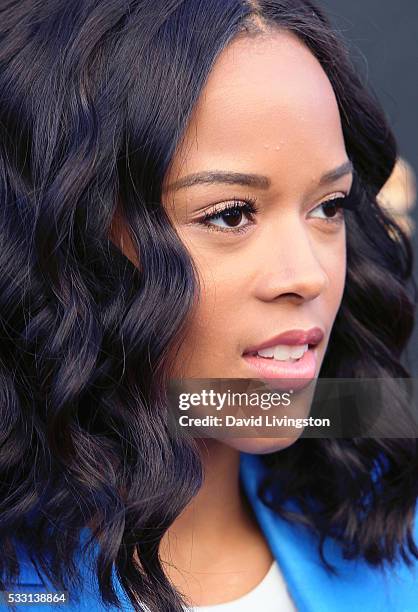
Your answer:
[7,452,418,611]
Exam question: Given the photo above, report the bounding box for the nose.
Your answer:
[253,219,329,303]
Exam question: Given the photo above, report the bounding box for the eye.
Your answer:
[308,195,350,224]
[198,198,259,234]
[195,192,356,235]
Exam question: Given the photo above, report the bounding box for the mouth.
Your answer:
[241,346,319,391]
[243,343,314,361]
[242,327,324,359]
[241,328,324,390]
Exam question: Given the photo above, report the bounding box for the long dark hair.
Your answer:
[0,1,416,610]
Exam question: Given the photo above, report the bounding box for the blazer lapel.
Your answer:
[239,451,418,612]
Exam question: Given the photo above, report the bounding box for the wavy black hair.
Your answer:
[0,0,417,610]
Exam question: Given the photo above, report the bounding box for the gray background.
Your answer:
[324,0,418,374]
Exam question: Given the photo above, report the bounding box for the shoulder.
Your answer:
[9,531,134,611]
[239,452,418,612]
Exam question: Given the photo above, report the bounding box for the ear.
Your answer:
[109,198,140,268]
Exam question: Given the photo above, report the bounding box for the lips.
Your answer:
[242,346,319,391]
[243,327,324,355]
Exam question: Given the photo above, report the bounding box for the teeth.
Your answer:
[258,347,275,358]
[274,345,291,360]
[289,345,307,359]
[257,344,309,361]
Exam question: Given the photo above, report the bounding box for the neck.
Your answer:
[160,442,249,561]
[158,441,274,606]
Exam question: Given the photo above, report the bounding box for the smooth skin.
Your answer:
[111,27,353,608]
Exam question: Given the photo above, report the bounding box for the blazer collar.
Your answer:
[239,451,418,612]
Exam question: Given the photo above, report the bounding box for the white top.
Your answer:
[185,560,297,612]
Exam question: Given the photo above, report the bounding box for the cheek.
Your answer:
[170,251,246,376]
[182,234,251,338]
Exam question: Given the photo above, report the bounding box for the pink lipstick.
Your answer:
[242,327,324,391]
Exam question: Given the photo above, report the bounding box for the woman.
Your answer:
[0,0,417,610]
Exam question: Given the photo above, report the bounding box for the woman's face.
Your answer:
[115,30,353,453]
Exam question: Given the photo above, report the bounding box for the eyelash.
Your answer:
[198,193,356,235]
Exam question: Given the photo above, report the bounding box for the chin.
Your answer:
[223,435,301,455]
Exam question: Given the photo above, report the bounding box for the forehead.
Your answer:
[164,30,347,195]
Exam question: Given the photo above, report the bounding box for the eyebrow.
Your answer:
[166,160,353,192]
